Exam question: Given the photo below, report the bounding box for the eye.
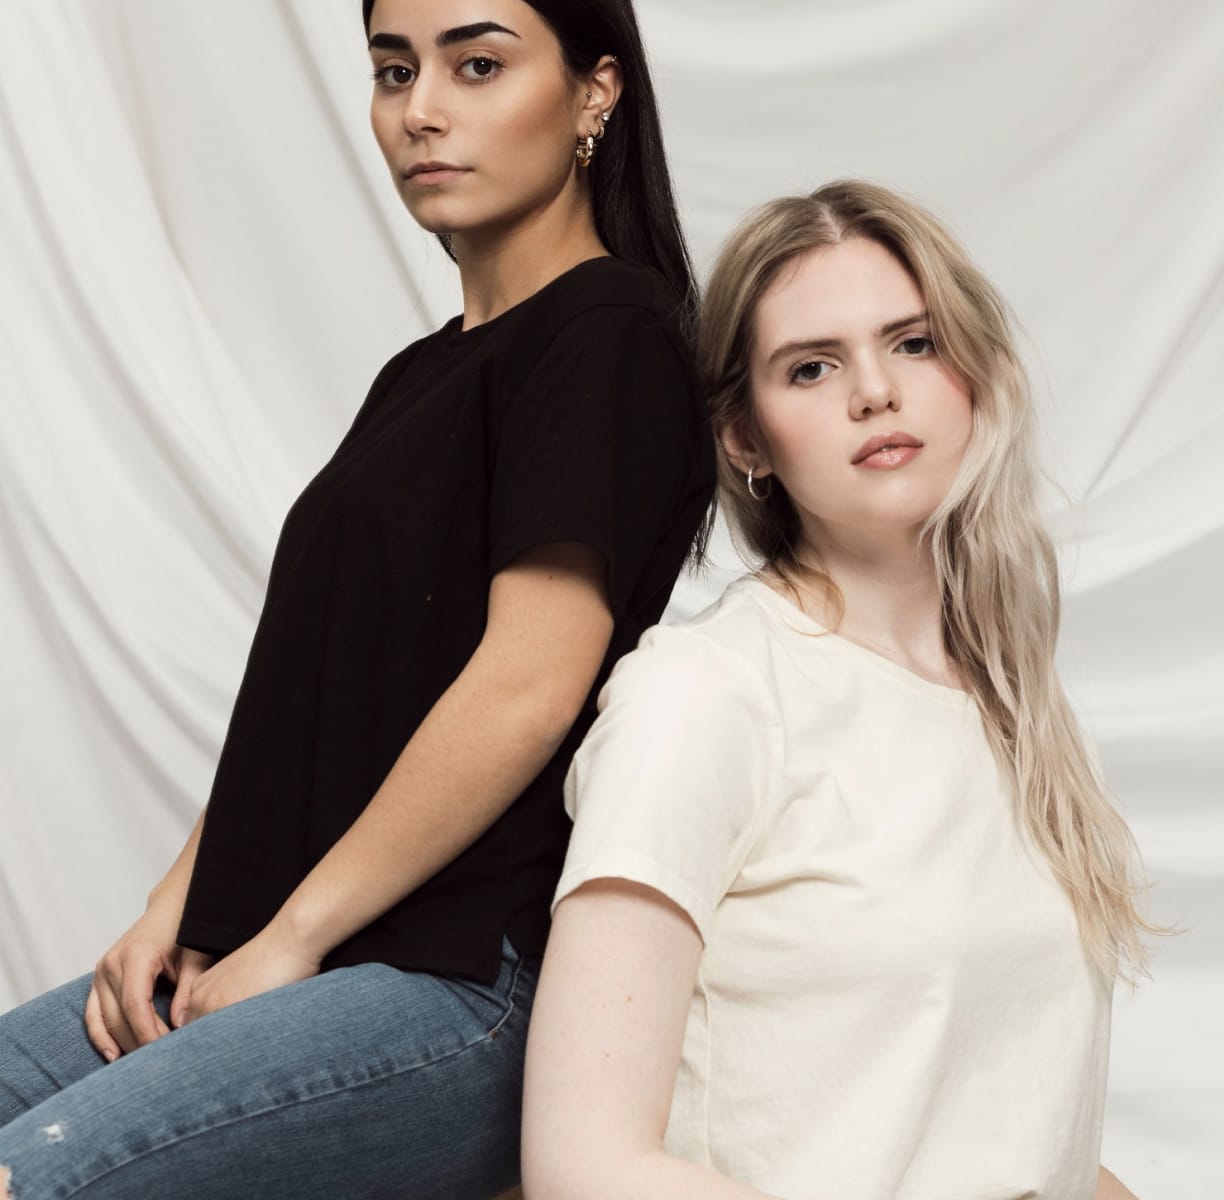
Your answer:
[789,360,833,385]
[372,63,416,89]
[458,55,504,82]
[897,335,935,357]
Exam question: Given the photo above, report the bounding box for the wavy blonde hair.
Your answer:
[699,179,1155,979]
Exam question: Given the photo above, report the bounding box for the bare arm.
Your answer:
[522,879,781,1200]
[183,542,614,1018]
[1096,1166,1140,1199]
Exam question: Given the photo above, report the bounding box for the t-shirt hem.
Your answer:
[488,519,608,578]
[176,917,250,958]
[490,519,638,616]
[553,854,715,945]
[178,916,512,986]
[323,940,502,985]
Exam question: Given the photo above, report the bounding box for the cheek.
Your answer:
[483,93,572,187]
[911,366,974,478]
[945,384,975,462]
[756,394,842,475]
[369,105,398,164]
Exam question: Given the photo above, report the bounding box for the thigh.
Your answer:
[0,939,538,1200]
[0,973,156,1127]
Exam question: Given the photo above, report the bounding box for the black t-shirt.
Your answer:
[177,257,715,983]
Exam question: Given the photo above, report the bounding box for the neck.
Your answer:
[792,520,957,687]
[451,182,609,330]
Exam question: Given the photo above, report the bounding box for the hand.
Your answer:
[180,924,321,1025]
[85,901,215,1061]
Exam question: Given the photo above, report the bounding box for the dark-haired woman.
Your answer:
[0,1,713,1195]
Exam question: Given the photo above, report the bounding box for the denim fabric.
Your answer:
[0,937,536,1198]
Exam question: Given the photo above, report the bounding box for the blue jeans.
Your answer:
[0,937,537,1198]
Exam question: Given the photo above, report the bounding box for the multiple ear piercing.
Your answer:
[577,91,612,167]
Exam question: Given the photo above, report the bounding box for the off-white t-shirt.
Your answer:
[554,574,1112,1200]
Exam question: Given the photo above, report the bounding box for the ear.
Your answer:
[578,55,624,135]
[719,420,773,481]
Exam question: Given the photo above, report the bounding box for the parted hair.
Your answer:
[699,180,1156,980]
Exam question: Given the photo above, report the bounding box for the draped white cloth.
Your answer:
[1,1,1220,1193]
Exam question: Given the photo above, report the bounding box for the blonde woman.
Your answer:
[521,181,1154,1199]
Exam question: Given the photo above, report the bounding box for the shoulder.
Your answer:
[536,257,684,327]
[490,258,692,381]
[611,573,870,729]
[365,325,450,392]
[599,579,781,730]
[344,328,453,438]
[666,575,793,664]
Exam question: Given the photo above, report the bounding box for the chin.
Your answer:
[402,207,459,235]
[399,193,476,234]
[822,500,944,541]
[869,480,954,526]
[876,501,944,530]
[406,211,510,242]
[409,217,454,235]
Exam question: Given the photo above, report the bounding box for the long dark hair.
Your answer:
[362,0,696,333]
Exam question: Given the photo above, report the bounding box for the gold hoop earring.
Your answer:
[576,133,598,166]
[577,95,612,166]
[747,466,773,501]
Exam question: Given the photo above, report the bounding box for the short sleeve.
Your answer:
[553,625,778,943]
[488,303,697,617]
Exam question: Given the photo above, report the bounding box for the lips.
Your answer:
[852,432,924,465]
[405,161,467,180]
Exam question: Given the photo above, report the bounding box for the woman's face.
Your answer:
[731,237,974,551]
[367,0,590,238]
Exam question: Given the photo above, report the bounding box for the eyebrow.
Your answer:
[368,22,521,53]
[766,310,930,367]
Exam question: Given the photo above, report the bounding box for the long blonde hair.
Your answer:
[700,180,1155,979]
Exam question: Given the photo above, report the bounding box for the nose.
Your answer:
[849,353,901,419]
[401,68,448,138]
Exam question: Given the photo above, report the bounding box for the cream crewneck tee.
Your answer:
[554,574,1112,1200]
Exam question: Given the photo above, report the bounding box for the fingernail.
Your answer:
[103,1049,118,1063]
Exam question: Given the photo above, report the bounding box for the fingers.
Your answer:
[88,945,207,1059]
[83,981,121,1063]
[94,957,141,1054]
[170,950,212,1029]
[170,976,191,1029]
[121,956,171,1046]
[90,943,172,1056]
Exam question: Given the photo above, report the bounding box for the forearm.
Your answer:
[147,808,206,914]
[267,655,576,960]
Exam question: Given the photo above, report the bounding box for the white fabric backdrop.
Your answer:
[1,1,1221,1193]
